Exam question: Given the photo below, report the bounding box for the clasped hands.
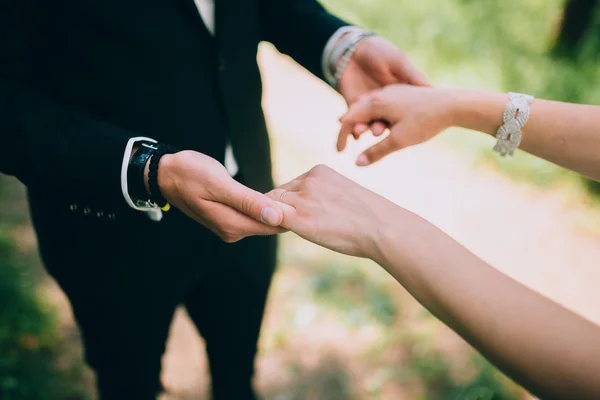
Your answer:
[159,37,457,257]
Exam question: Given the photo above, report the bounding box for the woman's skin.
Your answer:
[267,85,600,400]
[338,85,600,182]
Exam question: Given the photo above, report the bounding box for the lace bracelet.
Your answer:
[493,92,534,157]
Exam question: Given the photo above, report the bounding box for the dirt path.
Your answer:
[262,44,600,324]
[160,45,600,398]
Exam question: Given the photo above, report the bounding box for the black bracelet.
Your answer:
[127,144,154,203]
[148,144,178,208]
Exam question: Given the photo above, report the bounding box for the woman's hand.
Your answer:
[337,36,430,137]
[337,84,458,166]
[267,165,400,259]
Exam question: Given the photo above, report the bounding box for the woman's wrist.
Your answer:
[451,90,508,136]
[368,207,443,287]
[367,206,418,266]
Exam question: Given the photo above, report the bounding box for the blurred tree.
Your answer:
[552,0,599,58]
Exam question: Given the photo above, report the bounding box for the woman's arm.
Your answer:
[454,91,600,181]
[338,85,600,181]
[269,165,600,400]
[376,208,600,400]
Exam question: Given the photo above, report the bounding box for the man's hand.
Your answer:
[337,35,429,139]
[156,150,285,242]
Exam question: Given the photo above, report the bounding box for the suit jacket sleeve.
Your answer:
[260,0,350,80]
[0,1,136,205]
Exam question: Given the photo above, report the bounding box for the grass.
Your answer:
[0,176,90,400]
[0,232,89,400]
[276,234,526,400]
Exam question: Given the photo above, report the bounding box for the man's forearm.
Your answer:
[0,81,136,206]
[259,0,349,80]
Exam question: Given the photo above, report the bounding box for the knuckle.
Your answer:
[303,176,320,190]
[220,232,242,243]
[216,224,243,243]
[369,92,385,107]
[311,164,332,176]
[239,194,255,216]
[388,134,403,148]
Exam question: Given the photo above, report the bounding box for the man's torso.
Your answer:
[35,0,270,174]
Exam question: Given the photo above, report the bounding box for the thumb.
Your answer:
[216,180,284,226]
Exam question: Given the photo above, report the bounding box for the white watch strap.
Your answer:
[121,136,163,221]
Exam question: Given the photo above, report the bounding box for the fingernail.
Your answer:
[356,154,369,166]
[261,207,281,226]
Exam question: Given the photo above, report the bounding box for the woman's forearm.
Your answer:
[452,90,600,181]
[373,210,600,400]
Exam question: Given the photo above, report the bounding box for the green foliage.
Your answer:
[0,232,88,400]
[290,244,523,399]
[308,261,399,327]
[321,0,600,197]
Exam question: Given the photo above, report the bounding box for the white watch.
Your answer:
[120,136,163,221]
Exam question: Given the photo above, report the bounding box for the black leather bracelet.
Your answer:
[127,144,154,202]
[148,144,178,208]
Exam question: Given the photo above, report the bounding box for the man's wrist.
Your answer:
[148,152,176,204]
[121,137,161,216]
[128,144,154,201]
[146,145,178,209]
[322,26,374,88]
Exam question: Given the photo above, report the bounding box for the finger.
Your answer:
[274,191,300,208]
[337,124,351,152]
[278,204,302,231]
[265,199,304,233]
[353,123,370,138]
[265,188,290,205]
[204,201,287,240]
[273,171,310,193]
[177,198,286,239]
[341,95,384,125]
[356,134,405,167]
[338,96,384,151]
[216,180,284,226]
[370,121,388,137]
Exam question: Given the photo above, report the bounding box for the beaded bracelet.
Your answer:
[148,144,178,211]
[493,92,534,157]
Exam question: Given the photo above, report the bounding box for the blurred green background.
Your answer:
[1,0,598,399]
[325,0,600,202]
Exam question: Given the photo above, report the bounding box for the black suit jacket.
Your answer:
[0,0,347,212]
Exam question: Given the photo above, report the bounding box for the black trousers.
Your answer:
[29,186,277,400]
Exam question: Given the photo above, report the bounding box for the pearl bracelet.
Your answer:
[493,92,534,157]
